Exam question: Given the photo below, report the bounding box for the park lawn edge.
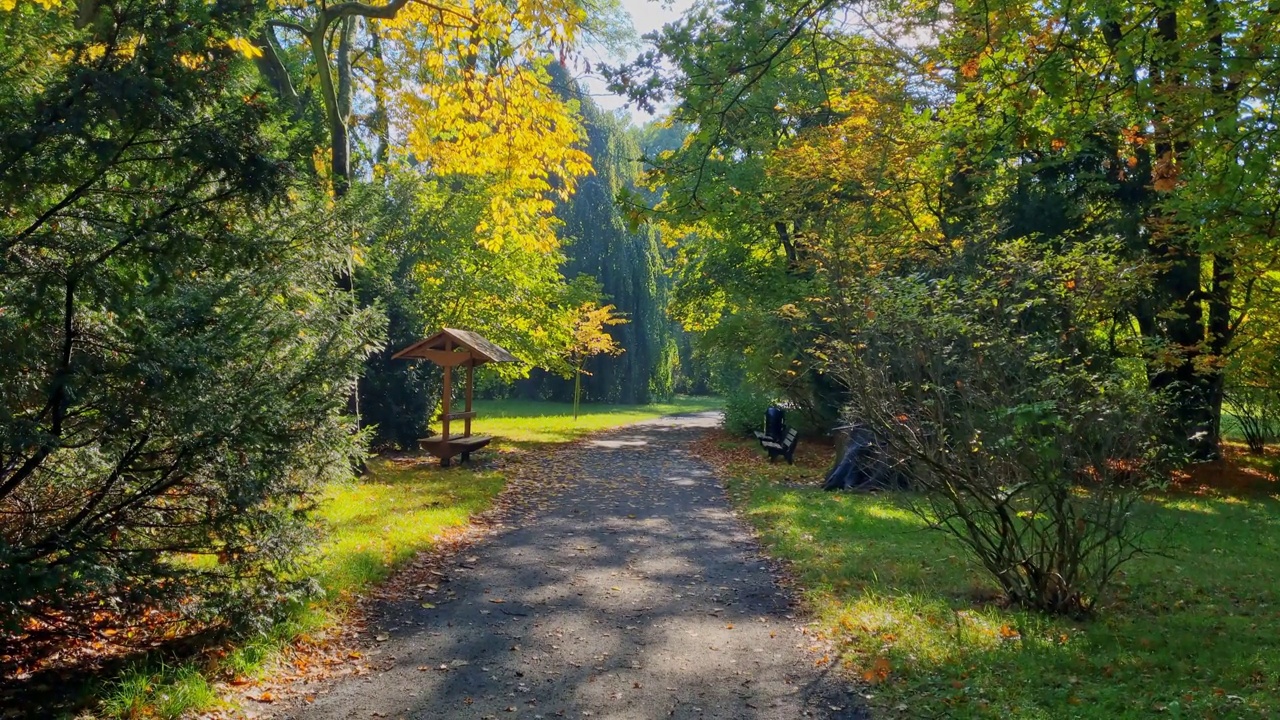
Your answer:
[695,429,1280,720]
[94,397,722,719]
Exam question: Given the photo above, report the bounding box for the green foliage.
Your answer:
[1224,384,1280,455]
[352,171,584,448]
[612,0,1280,459]
[1224,312,1280,453]
[90,455,505,719]
[101,662,218,720]
[722,386,774,437]
[0,0,379,653]
[832,242,1174,615]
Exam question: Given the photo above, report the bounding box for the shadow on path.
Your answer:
[277,412,866,720]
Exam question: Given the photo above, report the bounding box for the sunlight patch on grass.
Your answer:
[472,396,722,444]
[1159,497,1223,513]
[100,458,504,718]
[309,459,504,601]
[710,433,1280,719]
[101,663,216,720]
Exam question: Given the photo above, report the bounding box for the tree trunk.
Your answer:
[369,25,390,168]
[252,27,302,117]
[574,367,582,421]
[1146,1,1217,458]
[311,23,350,198]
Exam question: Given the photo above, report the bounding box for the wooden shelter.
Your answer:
[392,328,518,466]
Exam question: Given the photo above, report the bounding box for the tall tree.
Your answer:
[519,68,677,404]
[352,170,593,448]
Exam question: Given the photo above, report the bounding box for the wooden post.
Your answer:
[441,339,452,441]
[465,361,474,437]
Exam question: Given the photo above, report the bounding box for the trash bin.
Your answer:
[764,405,785,440]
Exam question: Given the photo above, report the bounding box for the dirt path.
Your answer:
[275,413,865,720]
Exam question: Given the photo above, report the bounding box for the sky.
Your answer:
[575,0,695,123]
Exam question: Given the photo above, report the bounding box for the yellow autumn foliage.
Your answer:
[0,0,64,10]
[269,0,593,253]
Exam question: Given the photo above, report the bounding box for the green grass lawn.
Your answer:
[471,396,723,444]
[99,397,718,718]
[704,433,1280,719]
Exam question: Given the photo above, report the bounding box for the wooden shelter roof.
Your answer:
[391,328,519,366]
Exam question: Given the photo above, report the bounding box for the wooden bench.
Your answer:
[419,433,492,467]
[755,427,799,464]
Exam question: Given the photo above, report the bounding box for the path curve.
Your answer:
[277,413,865,720]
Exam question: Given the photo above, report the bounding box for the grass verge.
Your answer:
[699,431,1280,720]
[98,458,504,719]
[96,397,719,718]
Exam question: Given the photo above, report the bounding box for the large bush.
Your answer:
[722,386,774,436]
[827,243,1173,616]
[0,1,380,659]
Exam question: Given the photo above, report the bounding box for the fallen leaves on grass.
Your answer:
[862,657,892,684]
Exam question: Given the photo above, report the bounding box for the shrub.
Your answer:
[1224,381,1280,454]
[723,386,774,436]
[1225,387,1278,454]
[825,243,1172,616]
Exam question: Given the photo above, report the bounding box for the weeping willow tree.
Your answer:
[518,65,678,404]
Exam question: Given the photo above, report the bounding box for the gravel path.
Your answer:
[277,412,865,720]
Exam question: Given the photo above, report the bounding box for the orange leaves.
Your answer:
[862,656,892,683]
[1120,125,1147,147]
[1152,151,1181,193]
[998,623,1021,640]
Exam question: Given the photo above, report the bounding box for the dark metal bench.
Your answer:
[754,426,798,464]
